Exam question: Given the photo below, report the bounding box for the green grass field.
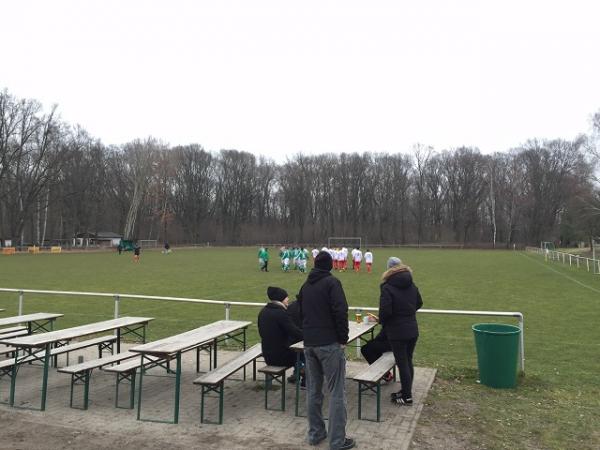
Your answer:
[0,247,598,449]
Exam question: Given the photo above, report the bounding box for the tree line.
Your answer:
[1,88,600,248]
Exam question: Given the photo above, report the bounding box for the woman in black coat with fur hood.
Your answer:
[379,257,423,405]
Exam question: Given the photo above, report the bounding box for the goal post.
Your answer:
[327,237,363,249]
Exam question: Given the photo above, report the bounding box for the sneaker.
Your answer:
[390,390,402,401]
[339,438,356,450]
[393,396,413,406]
[382,371,393,383]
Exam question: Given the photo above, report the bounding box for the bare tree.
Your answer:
[122,137,162,240]
[172,144,215,243]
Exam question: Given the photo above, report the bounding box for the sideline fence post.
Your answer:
[587,258,590,272]
[225,303,231,343]
[18,290,24,315]
[113,294,120,336]
[518,314,525,373]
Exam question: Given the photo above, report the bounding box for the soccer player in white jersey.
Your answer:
[341,247,348,271]
[364,249,373,273]
[333,248,342,270]
[352,247,363,272]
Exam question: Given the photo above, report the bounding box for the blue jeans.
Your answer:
[304,343,347,450]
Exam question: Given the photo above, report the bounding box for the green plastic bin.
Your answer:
[472,323,520,388]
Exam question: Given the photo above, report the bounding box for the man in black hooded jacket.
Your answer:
[298,251,354,450]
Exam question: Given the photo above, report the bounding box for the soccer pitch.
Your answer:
[0,247,598,449]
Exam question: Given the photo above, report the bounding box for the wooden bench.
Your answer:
[0,327,27,359]
[0,346,17,358]
[0,326,27,335]
[257,365,292,412]
[0,329,29,340]
[353,352,396,422]
[193,344,262,424]
[103,354,164,409]
[58,351,139,410]
[0,335,117,378]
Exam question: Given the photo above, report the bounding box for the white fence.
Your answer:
[0,287,525,372]
[526,246,600,273]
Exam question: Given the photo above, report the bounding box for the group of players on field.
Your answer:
[258,245,374,273]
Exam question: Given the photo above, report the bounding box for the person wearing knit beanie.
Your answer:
[387,256,402,269]
[258,286,303,383]
[314,251,333,271]
[267,286,289,304]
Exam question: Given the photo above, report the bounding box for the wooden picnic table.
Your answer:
[0,316,153,411]
[289,320,377,416]
[130,319,252,424]
[0,312,63,334]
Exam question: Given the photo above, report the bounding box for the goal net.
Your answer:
[138,240,159,248]
[327,237,362,249]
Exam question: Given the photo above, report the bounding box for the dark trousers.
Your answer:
[389,337,418,399]
[265,349,298,368]
[360,332,392,364]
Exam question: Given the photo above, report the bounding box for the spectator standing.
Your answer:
[379,257,423,406]
[298,251,354,450]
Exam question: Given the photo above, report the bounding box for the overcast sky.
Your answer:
[2,0,599,160]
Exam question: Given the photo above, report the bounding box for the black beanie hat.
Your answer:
[314,251,333,271]
[267,286,288,302]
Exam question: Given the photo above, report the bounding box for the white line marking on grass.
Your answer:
[521,253,600,295]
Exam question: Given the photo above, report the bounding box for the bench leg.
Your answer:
[196,347,200,373]
[130,371,136,409]
[70,374,75,408]
[357,381,382,422]
[9,352,18,406]
[358,382,362,420]
[40,344,51,411]
[219,382,224,425]
[136,359,143,419]
[213,338,218,368]
[70,370,92,410]
[377,383,382,422]
[201,385,206,423]
[84,370,90,410]
[116,370,136,409]
[174,352,181,424]
[264,372,286,411]
[264,375,269,409]
[200,382,224,425]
